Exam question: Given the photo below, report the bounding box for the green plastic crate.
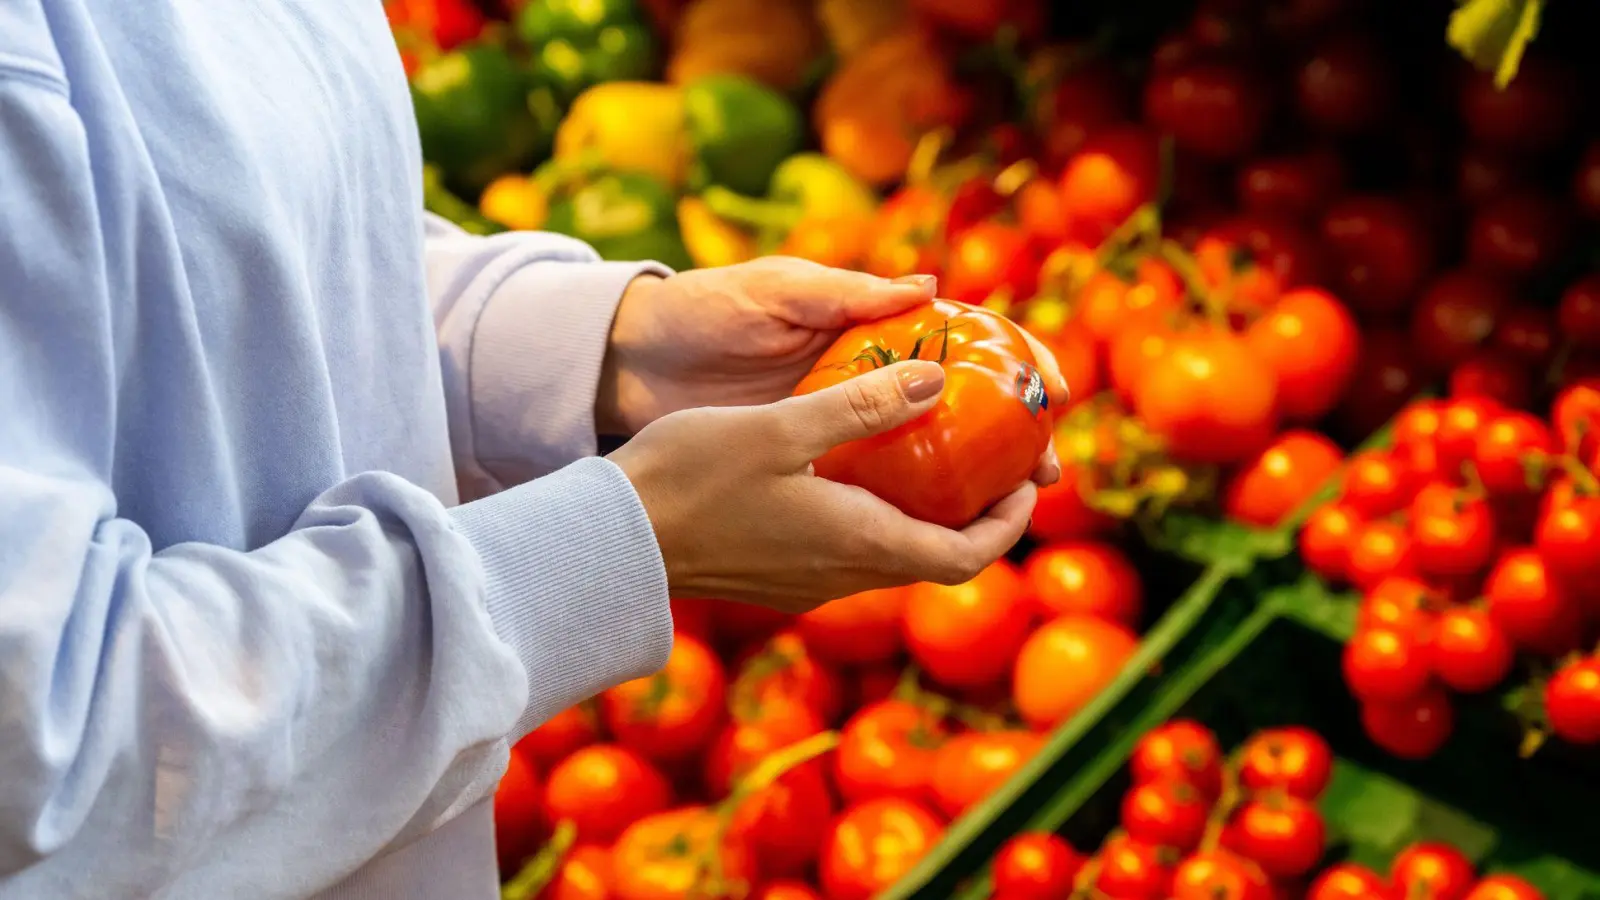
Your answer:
[933,573,1600,900]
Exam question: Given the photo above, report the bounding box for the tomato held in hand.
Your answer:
[1014,615,1139,729]
[796,587,905,667]
[820,798,945,900]
[1133,327,1279,465]
[612,807,754,900]
[834,699,948,805]
[494,750,544,875]
[1223,430,1343,527]
[992,832,1086,900]
[905,561,1034,688]
[1239,726,1333,800]
[929,730,1043,819]
[601,632,727,763]
[793,299,1056,528]
[1024,541,1143,627]
[544,744,672,845]
[1391,842,1475,900]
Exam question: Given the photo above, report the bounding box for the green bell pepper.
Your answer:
[700,152,877,247]
[542,169,693,271]
[518,0,658,104]
[411,42,562,196]
[682,74,804,196]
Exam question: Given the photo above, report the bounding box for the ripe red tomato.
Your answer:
[1490,304,1557,367]
[544,744,672,845]
[1347,520,1419,591]
[1535,480,1600,590]
[793,299,1055,528]
[1409,270,1512,374]
[1473,412,1555,497]
[732,631,843,725]
[1436,397,1501,482]
[727,757,836,878]
[1030,464,1116,542]
[1024,542,1143,627]
[1222,796,1326,878]
[1134,327,1279,464]
[1109,314,1181,403]
[1343,626,1432,703]
[517,702,602,769]
[1224,430,1344,527]
[541,844,613,900]
[1552,383,1600,463]
[1300,503,1365,583]
[1235,149,1345,221]
[494,750,544,875]
[1341,451,1419,518]
[1391,841,1475,900]
[1078,263,1185,351]
[834,699,948,805]
[1058,126,1162,246]
[1095,834,1177,900]
[866,186,945,280]
[796,587,905,667]
[1131,719,1225,798]
[1360,686,1454,759]
[601,633,726,763]
[820,798,944,900]
[1484,548,1583,656]
[1456,145,1525,208]
[1319,195,1435,317]
[1308,862,1388,900]
[612,807,754,900]
[1464,875,1546,900]
[944,221,1042,307]
[1459,57,1578,156]
[1358,576,1435,637]
[929,730,1043,819]
[1431,607,1513,694]
[991,832,1086,900]
[1170,851,1272,900]
[705,697,826,795]
[1013,615,1139,729]
[1333,330,1427,441]
[1245,288,1360,423]
[1143,60,1269,160]
[1559,275,1600,350]
[1545,657,1600,745]
[1120,776,1211,851]
[1455,351,1534,411]
[1294,31,1391,134]
[1409,481,1497,578]
[1466,191,1572,281]
[905,561,1033,688]
[1199,215,1325,301]
[1238,726,1333,800]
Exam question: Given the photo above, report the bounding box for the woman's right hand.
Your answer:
[608,360,1038,613]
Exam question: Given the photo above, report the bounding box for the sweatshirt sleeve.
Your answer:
[424,214,674,498]
[0,67,670,897]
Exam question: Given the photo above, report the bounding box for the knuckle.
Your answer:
[841,379,893,433]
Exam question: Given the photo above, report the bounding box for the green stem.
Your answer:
[501,819,577,900]
[701,186,803,234]
[1156,239,1225,327]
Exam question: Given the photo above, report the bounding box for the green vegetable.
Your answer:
[411,43,561,196]
[422,164,505,235]
[518,0,658,104]
[1447,0,1544,88]
[543,170,693,270]
[700,152,877,251]
[682,74,804,196]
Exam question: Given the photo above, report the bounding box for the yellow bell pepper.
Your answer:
[676,197,758,269]
[478,174,549,232]
[553,81,693,188]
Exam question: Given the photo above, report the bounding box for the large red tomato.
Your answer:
[796,587,906,667]
[904,561,1034,688]
[834,699,949,805]
[601,633,727,764]
[1024,541,1143,627]
[793,299,1056,528]
[820,798,945,900]
[1133,327,1279,464]
[611,807,754,900]
[731,631,843,725]
[1014,615,1139,728]
[928,730,1043,819]
[543,744,672,845]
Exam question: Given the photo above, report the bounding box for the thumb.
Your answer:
[777,360,946,459]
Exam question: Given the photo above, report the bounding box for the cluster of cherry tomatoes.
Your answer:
[983,720,1546,900]
[490,538,1147,900]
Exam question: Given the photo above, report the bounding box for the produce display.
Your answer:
[384,0,1600,897]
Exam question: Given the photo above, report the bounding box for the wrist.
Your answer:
[597,273,664,438]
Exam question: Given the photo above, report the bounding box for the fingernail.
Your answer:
[898,361,945,401]
[892,274,938,291]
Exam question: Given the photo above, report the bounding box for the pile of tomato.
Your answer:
[491,539,1147,899]
[985,720,1546,900]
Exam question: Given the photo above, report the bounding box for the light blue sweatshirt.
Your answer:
[0,2,675,898]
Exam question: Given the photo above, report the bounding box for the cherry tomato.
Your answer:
[517,703,602,770]
[1239,726,1334,800]
[944,221,1042,307]
[1490,304,1557,367]
[1485,548,1583,656]
[1320,195,1435,317]
[1014,615,1139,729]
[820,798,944,900]
[1409,270,1512,374]
[1459,58,1578,156]
[1121,776,1211,851]
[541,844,613,900]
[929,730,1043,819]
[731,631,843,725]
[1200,215,1325,301]
[494,750,544,875]
[1222,796,1326,878]
[750,881,822,900]
[1464,875,1545,900]
[727,756,835,878]
[905,561,1033,688]
[1559,275,1600,350]
[545,744,672,845]
[1025,542,1143,627]
[1095,834,1176,900]
[1131,719,1225,799]
[1360,685,1454,759]
[1467,191,1571,281]
[1430,606,1513,694]
[1535,480,1600,589]
[1391,841,1475,900]
[991,832,1086,900]
[1333,329,1428,441]
[1109,314,1181,403]
[1347,520,1419,591]
[1437,397,1502,483]
[834,699,948,805]
[1295,31,1391,134]
[1546,657,1600,744]
[1456,145,1526,207]
[1394,400,1450,472]
[1235,149,1345,221]
[1134,327,1279,464]
[1031,464,1117,542]
[1077,264,1185,351]
[1143,60,1269,160]
[1308,862,1389,900]
[1409,481,1497,578]
[1058,126,1162,247]
[1341,451,1419,518]
[1301,503,1365,584]
[1473,411,1555,497]
[1358,576,1435,637]
[1171,851,1272,900]
[794,299,1055,529]
[1343,626,1432,703]
[611,807,754,900]
[1245,288,1360,422]
[1552,383,1600,463]
[1575,139,1600,220]
[601,633,726,764]
[705,697,826,796]
[796,587,905,667]
[1224,430,1343,528]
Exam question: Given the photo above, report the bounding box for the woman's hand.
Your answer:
[608,360,1037,611]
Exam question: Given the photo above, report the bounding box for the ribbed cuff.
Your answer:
[448,456,672,738]
[470,259,671,486]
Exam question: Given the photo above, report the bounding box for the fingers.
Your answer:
[1032,436,1062,486]
[1019,328,1071,407]
[748,256,938,328]
[860,481,1038,586]
[771,360,945,459]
